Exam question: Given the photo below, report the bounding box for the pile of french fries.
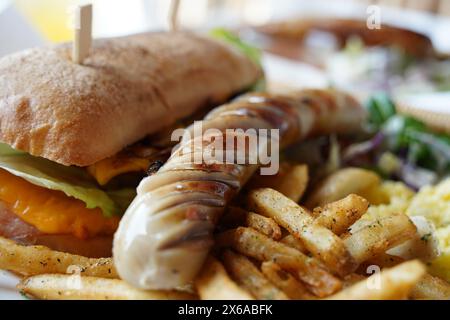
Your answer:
[198,164,450,300]
[1,163,449,300]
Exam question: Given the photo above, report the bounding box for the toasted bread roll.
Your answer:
[0,32,261,166]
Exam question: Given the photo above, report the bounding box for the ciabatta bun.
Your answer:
[0,32,261,166]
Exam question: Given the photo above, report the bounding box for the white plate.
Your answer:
[0,271,23,300]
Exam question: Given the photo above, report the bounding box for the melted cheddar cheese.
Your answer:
[0,169,119,239]
[87,155,149,186]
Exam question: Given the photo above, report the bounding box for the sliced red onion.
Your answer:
[342,132,385,163]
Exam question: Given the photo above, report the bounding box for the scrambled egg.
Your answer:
[406,179,450,281]
[363,181,415,218]
[359,178,450,281]
[349,181,415,232]
[406,179,450,229]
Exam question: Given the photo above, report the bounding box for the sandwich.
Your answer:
[0,31,261,257]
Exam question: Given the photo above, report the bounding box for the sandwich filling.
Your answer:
[0,142,168,242]
[0,169,120,239]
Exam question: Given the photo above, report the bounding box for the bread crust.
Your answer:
[0,32,261,166]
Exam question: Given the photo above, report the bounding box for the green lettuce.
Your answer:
[106,188,136,213]
[210,28,266,91]
[0,143,134,216]
[210,28,262,66]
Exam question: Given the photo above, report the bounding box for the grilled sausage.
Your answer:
[113,89,366,289]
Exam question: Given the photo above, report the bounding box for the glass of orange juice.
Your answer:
[14,0,82,42]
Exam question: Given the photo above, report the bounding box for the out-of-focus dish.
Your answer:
[252,18,450,100]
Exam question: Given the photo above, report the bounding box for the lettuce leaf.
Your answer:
[210,28,266,91]
[210,28,262,67]
[0,143,132,217]
[106,188,136,213]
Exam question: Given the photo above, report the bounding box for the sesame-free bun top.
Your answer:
[0,32,261,166]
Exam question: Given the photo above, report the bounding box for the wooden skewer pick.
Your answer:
[72,4,93,64]
[169,0,180,31]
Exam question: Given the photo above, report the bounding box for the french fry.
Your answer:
[340,218,374,240]
[344,213,417,265]
[356,253,450,300]
[313,194,369,235]
[388,215,440,262]
[222,250,288,300]
[358,253,404,273]
[280,234,307,253]
[327,260,426,300]
[195,256,254,300]
[221,207,282,240]
[306,168,380,208]
[0,236,117,278]
[18,274,196,300]
[409,273,450,300]
[261,261,315,300]
[247,163,309,202]
[217,227,342,297]
[342,273,366,288]
[248,188,356,276]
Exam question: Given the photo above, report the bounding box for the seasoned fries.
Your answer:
[222,250,288,300]
[195,256,253,300]
[18,274,195,300]
[217,227,342,297]
[261,261,314,300]
[221,207,282,240]
[359,253,404,271]
[342,274,366,288]
[280,234,307,253]
[344,213,417,264]
[327,260,426,300]
[1,158,446,301]
[313,194,369,235]
[0,236,117,278]
[409,273,450,300]
[358,255,450,300]
[248,188,356,276]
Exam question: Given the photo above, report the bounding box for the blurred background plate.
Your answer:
[0,271,22,300]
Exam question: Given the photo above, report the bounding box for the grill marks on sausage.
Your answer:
[146,94,305,248]
[142,90,361,256]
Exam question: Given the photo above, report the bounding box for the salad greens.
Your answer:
[0,143,135,216]
[210,28,266,91]
[210,28,262,67]
[366,93,396,129]
[367,94,450,173]
[344,94,450,189]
